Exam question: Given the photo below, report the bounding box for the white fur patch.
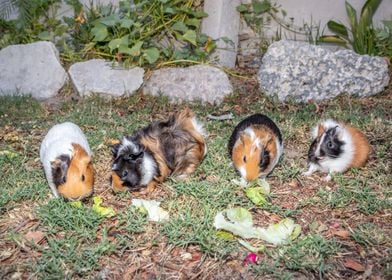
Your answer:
[313,119,354,173]
[192,117,207,137]
[238,166,247,180]
[140,153,157,186]
[244,127,256,140]
[119,137,137,155]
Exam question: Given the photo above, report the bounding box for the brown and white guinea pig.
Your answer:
[110,108,207,192]
[303,119,371,181]
[228,114,283,182]
[40,122,94,200]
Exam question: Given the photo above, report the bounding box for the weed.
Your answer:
[37,199,103,239]
[32,231,113,279]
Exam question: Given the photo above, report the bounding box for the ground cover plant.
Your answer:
[0,77,391,279]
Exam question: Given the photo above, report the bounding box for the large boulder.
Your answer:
[143,65,233,105]
[0,41,68,100]
[68,59,144,97]
[258,40,390,102]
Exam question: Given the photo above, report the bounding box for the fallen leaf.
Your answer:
[92,196,116,217]
[344,259,365,272]
[331,229,350,239]
[24,231,45,244]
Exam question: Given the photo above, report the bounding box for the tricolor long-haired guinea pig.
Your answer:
[111,108,207,192]
[40,122,94,200]
[303,119,371,181]
[228,114,283,182]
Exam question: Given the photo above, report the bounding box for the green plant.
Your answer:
[0,0,67,48]
[64,0,215,66]
[320,0,382,55]
[375,20,392,58]
[237,0,322,47]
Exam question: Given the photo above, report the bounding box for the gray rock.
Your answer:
[258,40,390,102]
[0,41,67,100]
[143,65,233,105]
[68,59,144,97]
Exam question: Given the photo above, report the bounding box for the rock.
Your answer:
[201,0,241,68]
[143,65,233,105]
[258,40,390,102]
[0,41,67,100]
[68,59,144,97]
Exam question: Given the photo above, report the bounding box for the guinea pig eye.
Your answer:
[81,175,85,182]
[243,156,247,163]
[122,170,128,177]
[327,142,334,149]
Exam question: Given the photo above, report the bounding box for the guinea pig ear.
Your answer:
[111,143,121,158]
[329,126,340,138]
[51,155,70,187]
[317,124,326,138]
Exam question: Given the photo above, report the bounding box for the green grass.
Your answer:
[0,91,391,279]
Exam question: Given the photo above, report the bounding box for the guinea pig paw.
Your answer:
[302,170,313,177]
[322,174,332,182]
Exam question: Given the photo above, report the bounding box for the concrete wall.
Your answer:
[265,0,392,40]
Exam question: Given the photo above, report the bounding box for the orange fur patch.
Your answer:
[346,125,371,168]
[57,143,94,200]
[232,125,279,181]
[111,171,127,192]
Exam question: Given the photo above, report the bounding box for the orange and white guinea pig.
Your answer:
[40,122,94,200]
[303,119,371,181]
[228,114,283,182]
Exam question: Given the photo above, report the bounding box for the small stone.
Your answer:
[0,41,67,100]
[69,59,144,97]
[143,65,233,105]
[258,40,390,102]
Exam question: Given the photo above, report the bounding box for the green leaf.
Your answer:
[143,47,160,64]
[91,24,108,42]
[120,18,134,29]
[216,230,236,240]
[245,187,269,206]
[252,0,271,14]
[129,41,143,56]
[327,20,349,39]
[38,31,52,41]
[185,18,200,28]
[193,10,208,18]
[108,38,122,52]
[236,4,249,13]
[319,35,348,45]
[360,0,382,26]
[345,1,358,30]
[382,20,392,30]
[100,15,119,27]
[54,24,68,36]
[118,45,133,55]
[172,21,188,33]
[182,30,197,46]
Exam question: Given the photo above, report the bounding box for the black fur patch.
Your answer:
[228,114,282,157]
[51,155,70,187]
[259,149,270,171]
[320,127,345,158]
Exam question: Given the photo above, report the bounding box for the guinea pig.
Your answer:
[40,122,94,200]
[111,108,207,192]
[228,114,283,182]
[303,119,371,181]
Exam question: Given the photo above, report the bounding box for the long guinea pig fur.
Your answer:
[111,108,207,192]
[40,122,94,200]
[303,119,371,181]
[228,114,283,182]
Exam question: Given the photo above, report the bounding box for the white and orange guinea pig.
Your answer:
[228,114,283,182]
[111,108,207,192]
[303,119,371,181]
[40,122,94,200]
